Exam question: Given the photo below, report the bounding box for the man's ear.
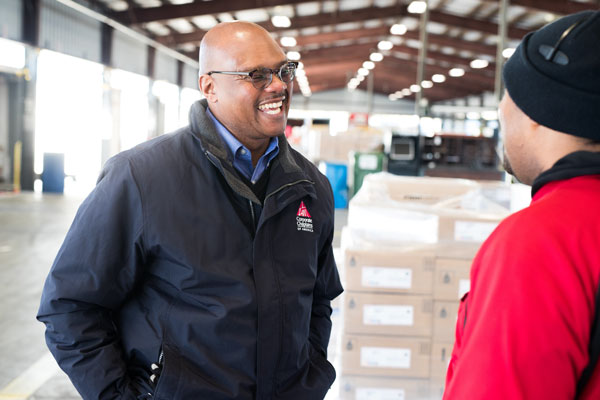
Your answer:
[199,75,218,103]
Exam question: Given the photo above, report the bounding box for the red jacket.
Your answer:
[444,154,600,399]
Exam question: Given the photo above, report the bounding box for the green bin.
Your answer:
[352,152,384,197]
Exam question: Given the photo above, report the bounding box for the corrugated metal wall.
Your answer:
[155,50,177,84]
[39,0,102,63]
[0,0,22,41]
[112,29,148,76]
[182,64,199,90]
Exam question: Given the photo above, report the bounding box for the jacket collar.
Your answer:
[531,151,600,197]
[188,99,312,203]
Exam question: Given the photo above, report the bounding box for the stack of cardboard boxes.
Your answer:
[338,173,514,400]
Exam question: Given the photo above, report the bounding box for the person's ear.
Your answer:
[199,75,218,103]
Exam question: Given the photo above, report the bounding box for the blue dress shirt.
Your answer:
[207,108,279,184]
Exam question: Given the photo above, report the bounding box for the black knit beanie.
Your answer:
[503,10,600,141]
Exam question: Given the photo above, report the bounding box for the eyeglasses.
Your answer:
[207,62,298,89]
[538,15,590,66]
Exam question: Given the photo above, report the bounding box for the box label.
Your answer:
[363,305,414,326]
[458,279,470,299]
[356,387,406,400]
[454,221,498,242]
[358,154,379,170]
[362,267,412,289]
[360,347,411,369]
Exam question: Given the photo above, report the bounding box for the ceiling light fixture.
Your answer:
[470,59,489,69]
[410,84,421,92]
[390,24,407,35]
[280,36,297,47]
[286,51,301,61]
[431,74,446,83]
[421,80,433,88]
[370,52,384,62]
[271,15,291,28]
[449,68,465,77]
[377,40,393,51]
[502,48,516,58]
[358,68,369,76]
[407,1,427,14]
[363,61,375,69]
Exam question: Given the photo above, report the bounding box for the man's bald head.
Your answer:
[198,21,284,75]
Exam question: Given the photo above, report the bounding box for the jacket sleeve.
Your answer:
[443,217,596,400]
[37,156,146,400]
[309,183,344,357]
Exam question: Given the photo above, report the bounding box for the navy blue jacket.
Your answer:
[37,99,344,400]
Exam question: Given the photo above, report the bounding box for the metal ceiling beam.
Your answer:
[110,0,317,25]
[494,0,598,15]
[154,4,531,47]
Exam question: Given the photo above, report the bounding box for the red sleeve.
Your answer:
[443,212,597,399]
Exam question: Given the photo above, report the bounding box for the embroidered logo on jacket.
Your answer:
[296,201,313,232]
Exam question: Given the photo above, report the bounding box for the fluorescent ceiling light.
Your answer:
[407,1,427,14]
[271,15,291,28]
[363,61,375,69]
[432,74,446,83]
[358,68,369,76]
[421,80,433,88]
[280,36,297,47]
[449,68,465,77]
[410,84,421,92]
[377,40,393,51]
[286,51,301,61]
[390,24,407,35]
[470,59,489,69]
[370,52,384,62]
[502,48,516,58]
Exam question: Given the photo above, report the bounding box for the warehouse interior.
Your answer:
[1,0,598,399]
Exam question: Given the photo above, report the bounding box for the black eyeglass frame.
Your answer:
[207,61,299,89]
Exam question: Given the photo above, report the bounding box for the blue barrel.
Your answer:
[323,162,348,209]
[42,153,65,193]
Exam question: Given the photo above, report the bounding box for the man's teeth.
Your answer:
[258,101,283,114]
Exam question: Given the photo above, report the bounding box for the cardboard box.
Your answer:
[339,375,431,400]
[430,341,453,379]
[344,292,433,337]
[342,335,431,378]
[345,248,435,295]
[433,301,459,341]
[438,214,502,243]
[433,258,471,301]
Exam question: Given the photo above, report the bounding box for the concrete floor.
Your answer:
[0,191,443,400]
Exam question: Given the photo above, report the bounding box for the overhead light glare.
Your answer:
[271,15,291,28]
[432,74,446,83]
[502,47,516,58]
[388,94,398,101]
[410,84,421,93]
[449,68,465,77]
[407,1,427,14]
[470,59,489,69]
[363,61,375,69]
[280,36,297,47]
[358,68,369,76]
[370,52,384,62]
[286,51,301,61]
[421,80,433,89]
[377,40,393,51]
[390,24,407,35]
[401,88,412,96]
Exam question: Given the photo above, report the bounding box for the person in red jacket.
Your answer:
[444,10,600,400]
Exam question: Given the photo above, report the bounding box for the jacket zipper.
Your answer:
[264,179,314,203]
[249,199,256,230]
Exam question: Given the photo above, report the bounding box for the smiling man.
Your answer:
[37,21,343,400]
